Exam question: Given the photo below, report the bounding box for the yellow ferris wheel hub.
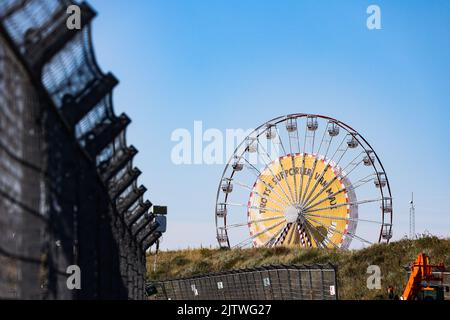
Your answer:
[248,153,355,248]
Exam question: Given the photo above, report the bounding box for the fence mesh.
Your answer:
[0,0,164,299]
[151,264,338,300]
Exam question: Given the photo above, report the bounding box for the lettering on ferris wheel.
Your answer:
[258,168,337,214]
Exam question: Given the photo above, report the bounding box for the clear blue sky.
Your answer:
[89,0,450,250]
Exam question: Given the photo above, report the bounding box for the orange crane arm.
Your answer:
[401,253,429,300]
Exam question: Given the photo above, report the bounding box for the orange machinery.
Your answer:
[402,253,447,300]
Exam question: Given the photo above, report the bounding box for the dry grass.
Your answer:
[147,235,450,300]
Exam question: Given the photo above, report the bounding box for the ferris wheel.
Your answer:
[215,114,393,249]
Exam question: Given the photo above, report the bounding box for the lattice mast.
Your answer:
[409,192,415,239]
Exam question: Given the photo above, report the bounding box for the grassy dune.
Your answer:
[147,236,450,300]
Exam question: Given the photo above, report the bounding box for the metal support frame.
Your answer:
[84,113,131,157]
[142,232,162,251]
[138,221,159,243]
[128,200,153,227]
[25,2,97,73]
[110,167,141,200]
[116,185,146,214]
[101,146,137,180]
[131,212,154,237]
[61,73,118,126]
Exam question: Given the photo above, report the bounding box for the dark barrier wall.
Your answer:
[0,1,164,299]
[152,264,338,300]
[443,272,450,300]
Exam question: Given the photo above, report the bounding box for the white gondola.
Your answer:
[221,178,233,193]
[216,203,227,217]
[363,151,375,166]
[286,118,297,132]
[381,197,392,212]
[247,137,257,153]
[232,157,244,171]
[307,116,318,131]
[327,121,339,137]
[217,233,229,244]
[265,124,276,139]
[347,134,359,148]
[374,173,387,188]
[382,224,393,240]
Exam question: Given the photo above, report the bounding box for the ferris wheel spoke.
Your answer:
[287,126,294,155]
[329,133,345,161]
[297,154,306,205]
[302,174,340,209]
[295,223,307,246]
[297,222,310,247]
[304,212,383,225]
[309,217,373,245]
[347,173,376,191]
[234,219,286,248]
[259,138,297,204]
[223,202,285,213]
[296,121,310,203]
[305,198,382,213]
[324,136,333,159]
[278,156,297,204]
[341,151,364,171]
[302,175,338,209]
[295,118,301,154]
[304,216,343,248]
[266,223,290,247]
[284,123,300,204]
[308,122,317,154]
[269,125,298,204]
[303,221,323,248]
[332,134,359,168]
[301,156,365,209]
[242,158,293,207]
[307,214,373,246]
[273,124,288,155]
[303,186,347,211]
[224,215,286,229]
[280,222,298,246]
[303,217,340,249]
[324,121,341,159]
[300,162,331,207]
[256,139,295,204]
[348,233,372,246]
[242,161,262,177]
[299,156,320,207]
[318,122,335,159]
[315,120,329,156]
[329,134,348,166]
[285,222,297,245]
[290,155,299,204]
[253,177,292,208]
[294,119,304,203]
[312,130,316,154]
[301,118,308,153]
[233,179,289,209]
[335,146,349,167]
